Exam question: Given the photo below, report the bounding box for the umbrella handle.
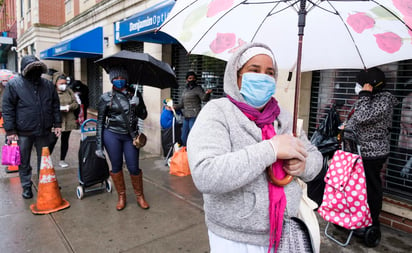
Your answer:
[266,167,293,187]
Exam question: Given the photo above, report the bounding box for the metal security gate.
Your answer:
[87,57,102,110]
[309,61,412,202]
[171,44,226,103]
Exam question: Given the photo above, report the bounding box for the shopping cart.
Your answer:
[318,129,381,247]
[76,119,112,199]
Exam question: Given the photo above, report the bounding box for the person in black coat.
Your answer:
[70,80,89,121]
[2,55,62,199]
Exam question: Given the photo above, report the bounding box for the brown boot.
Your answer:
[130,172,149,209]
[110,171,126,211]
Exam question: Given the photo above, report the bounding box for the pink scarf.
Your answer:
[227,96,286,252]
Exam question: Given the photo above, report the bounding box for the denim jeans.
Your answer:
[103,130,140,175]
[18,135,51,188]
[181,117,196,146]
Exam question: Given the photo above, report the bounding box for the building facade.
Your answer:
[9,0,412,233]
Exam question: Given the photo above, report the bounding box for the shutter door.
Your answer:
[171,44,226,104]
[309,61,412,202]
[87,57,102,110]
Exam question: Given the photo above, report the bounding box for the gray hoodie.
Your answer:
[187,42,322,248]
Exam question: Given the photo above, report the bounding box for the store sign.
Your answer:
[117,0,175,43]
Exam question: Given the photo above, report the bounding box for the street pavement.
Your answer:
[0,129,411,253]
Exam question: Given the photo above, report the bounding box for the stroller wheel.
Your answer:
[364,226,381,248]
[76,186,84,200]
[105,180,112,192]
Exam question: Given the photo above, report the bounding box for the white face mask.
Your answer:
[58,84,67,91]
[355,82,363,95]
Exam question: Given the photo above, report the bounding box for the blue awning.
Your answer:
[40,27,102,60]
[116,0,178,44]
[40,48,74,61]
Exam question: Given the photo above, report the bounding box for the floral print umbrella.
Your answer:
[160,0,412,134]
[160,0,412,72]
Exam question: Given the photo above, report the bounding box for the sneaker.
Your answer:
[22,187,33,199]
[59,161,69,168]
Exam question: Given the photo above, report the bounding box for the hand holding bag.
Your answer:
[2,141,21,166]
[132,132,147,148]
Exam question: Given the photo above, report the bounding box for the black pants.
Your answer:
[18,135,50,188]
[363,157,387,227]
[49,131,71,160]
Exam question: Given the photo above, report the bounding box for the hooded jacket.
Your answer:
[2,56,61,136]
[187,42,322,248]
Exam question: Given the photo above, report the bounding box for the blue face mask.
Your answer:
[240,72,276,108]
[112,79,126,89]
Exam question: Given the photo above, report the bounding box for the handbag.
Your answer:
[2,141,21,166]
[169,146,191,176]
[317,150,372,230]
[296,178,320,253]
[132,132,147,148]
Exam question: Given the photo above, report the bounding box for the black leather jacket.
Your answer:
[96,88,147,150]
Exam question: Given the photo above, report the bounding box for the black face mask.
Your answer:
[187,80,197,89]
[25,68,43,82]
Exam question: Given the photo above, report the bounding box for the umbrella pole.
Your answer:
[293,0,307,136]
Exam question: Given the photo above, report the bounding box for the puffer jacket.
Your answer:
[174,84,210,118]
[346,90,398,159]
[2,56,61,136]
[96,88,147,150]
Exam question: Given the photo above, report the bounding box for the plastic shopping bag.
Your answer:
[2,141,21,166]
[169,146,191,176]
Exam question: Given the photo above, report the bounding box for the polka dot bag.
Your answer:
[317,150,372,230]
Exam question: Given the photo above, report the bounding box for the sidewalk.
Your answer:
[0,129,411,253]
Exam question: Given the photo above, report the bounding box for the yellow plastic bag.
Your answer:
[169,147,191,176]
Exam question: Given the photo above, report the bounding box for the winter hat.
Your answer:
[109,66,129,83]
[237,47,274,71]
[185,71,197,80]
[356,67,386,90]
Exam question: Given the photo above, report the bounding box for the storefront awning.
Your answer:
[40,27,103,60]
[40,48,74,61]
[116,0,178,44]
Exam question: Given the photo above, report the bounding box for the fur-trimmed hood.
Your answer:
[20,55,47,77]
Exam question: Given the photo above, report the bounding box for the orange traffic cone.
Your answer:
[30,147,70,215]
[0,117,3,128]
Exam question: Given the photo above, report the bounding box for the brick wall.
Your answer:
[38,0,64,26]
[380,197,412,234]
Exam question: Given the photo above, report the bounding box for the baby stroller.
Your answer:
[318,129,381,247]
[76,119,112,199]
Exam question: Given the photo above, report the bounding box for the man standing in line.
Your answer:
[2,55,62,199]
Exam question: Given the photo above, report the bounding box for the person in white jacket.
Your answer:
[187,42,322,253]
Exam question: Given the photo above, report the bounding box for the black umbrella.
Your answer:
[94,50,177,89]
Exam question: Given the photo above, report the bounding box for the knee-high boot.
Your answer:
[130,172,149,209]
[110,171,126,211]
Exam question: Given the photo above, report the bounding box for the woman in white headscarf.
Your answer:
[187,42,322,253]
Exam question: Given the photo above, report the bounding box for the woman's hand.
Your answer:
[270,134,308,161]
[283,158,306,176]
